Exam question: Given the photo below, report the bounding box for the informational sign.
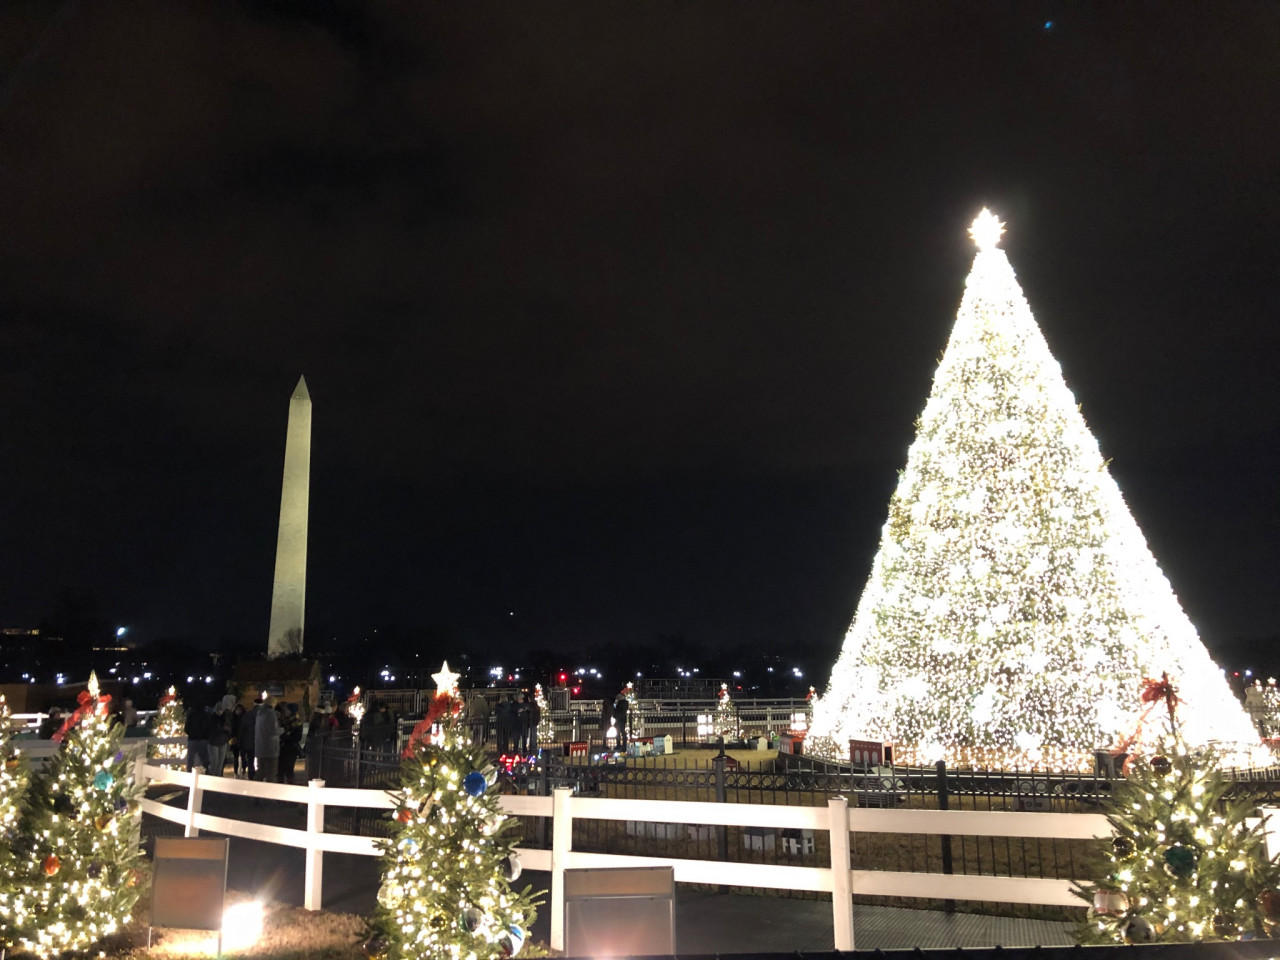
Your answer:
[150,836,229,949]
[564,866,675,958]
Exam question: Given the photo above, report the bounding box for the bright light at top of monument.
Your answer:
[968,208,1004,251]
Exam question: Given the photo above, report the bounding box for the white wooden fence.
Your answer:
[12,736,1276,953]
[131,757,1124,952]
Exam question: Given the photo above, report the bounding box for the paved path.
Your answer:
[145,791,1075,954]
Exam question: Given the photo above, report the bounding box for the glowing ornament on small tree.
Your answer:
[1123,917,1154,943]
[464,771,488,797]
[501,923,526,957]
[42,854,60,876]
[1163,844,1197,879]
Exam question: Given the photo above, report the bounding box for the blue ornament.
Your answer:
[113,750,125,764]
[464,772,487,797]
[94,770,114,791]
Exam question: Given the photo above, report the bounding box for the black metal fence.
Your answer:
[301,731,1280,921]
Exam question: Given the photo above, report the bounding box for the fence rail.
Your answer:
[126,753,1156,952]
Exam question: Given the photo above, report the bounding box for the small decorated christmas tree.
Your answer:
[533,684,554,746]
[0,693,32,950]
[366,662,540,960]
[1079,678,1280,943]
[8,672,145,958]
[713,683,738,740]
[148,686,186,761]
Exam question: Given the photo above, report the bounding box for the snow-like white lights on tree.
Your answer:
[808,210,1262,771]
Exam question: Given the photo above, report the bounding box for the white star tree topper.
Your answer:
[968,207,1005,251]
[432,660,461,695]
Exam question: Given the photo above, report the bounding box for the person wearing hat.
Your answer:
[305,704,338,781]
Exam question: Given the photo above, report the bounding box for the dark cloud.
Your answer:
[1,2,1277,660]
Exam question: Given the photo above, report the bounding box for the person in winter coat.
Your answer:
[207,702,230,775]
[185,702,212,772]
[467,692,490,746]
[254,698,280,782]
[305,705,337,781]
[278,703,302,784]
[521,693,541,754]
[495,695,517,754]
[238,702,257,778]
[229,703,247,776]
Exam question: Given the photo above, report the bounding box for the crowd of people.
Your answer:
[465,691,543,754]
[33,684,634,777]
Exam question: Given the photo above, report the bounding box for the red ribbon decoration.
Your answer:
[402,693,462,758]
[1113,672,1180,760]
[51,689,113,744]
[1140,672,1180,723]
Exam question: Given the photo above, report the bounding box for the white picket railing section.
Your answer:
[11,736,1276,952]
[128,756,1128,953]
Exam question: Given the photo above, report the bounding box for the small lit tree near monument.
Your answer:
[7,672,145,958]
[809,210,1259,770]
[366,662,540,960]
[148,686,186,761]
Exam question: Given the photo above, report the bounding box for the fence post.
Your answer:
[550,786,573,953]
[712,755,728,870]
[828,795,854,951]
[305,778,326,910]
[936,759,955,913]
[185,767,204,838]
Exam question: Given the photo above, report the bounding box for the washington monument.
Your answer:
[267,375,311,658]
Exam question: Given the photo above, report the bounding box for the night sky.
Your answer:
[1,3,1277,668]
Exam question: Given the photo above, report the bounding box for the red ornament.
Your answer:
[396,808,412,824]
[42,854,60,876]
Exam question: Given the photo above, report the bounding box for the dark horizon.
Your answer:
[2,3,1277,672]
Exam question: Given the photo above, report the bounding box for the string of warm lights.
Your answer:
[809,210,1261,771]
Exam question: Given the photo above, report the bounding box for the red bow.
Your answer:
[1114,672,1180,760]
[1140,672,1180,722]
[52,690,113,744]
[402,693,461,758]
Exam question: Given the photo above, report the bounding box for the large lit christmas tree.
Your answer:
[8,672,145,958]
[0,693,31,951]
[809,210,1259,770]
[366,662,540,960]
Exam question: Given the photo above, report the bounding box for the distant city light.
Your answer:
[143,671,152,679]
[116,627,127,638]
[329,675,337,683]
[733,671,742,678]
[490,667,504,677]
[186,676,194,683]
